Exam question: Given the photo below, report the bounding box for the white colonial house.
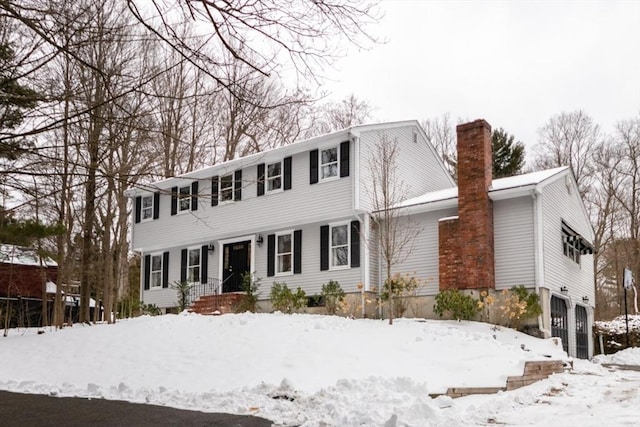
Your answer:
[128,119,595,358]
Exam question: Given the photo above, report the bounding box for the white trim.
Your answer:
[186,246,201,284]
[149,252,163,289]
[328,221,350,270]
[266,160,284,194]
[218,172,235,205]
[363,214,370,291]
[140,194,154,222]
[216,234,256,290]
[177,184,192,214]
[319,146,340,182]
[353,135,360,211]
[275,229,294,276]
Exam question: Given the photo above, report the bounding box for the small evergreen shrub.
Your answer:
[140,303,161,316]
[270,282,307,313]
[433,289,480,321]
[235,272,261,313]
[321,280,345,315]
[172,281,191,312]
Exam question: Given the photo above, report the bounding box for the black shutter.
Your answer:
[340,140,350,177]
[143,254,151,290]
[153,193,160,220]
[171,186,178,215]
[351,220,360,267]
[135,196,141,223]
[201,245,208,284]
[162,252,169,288]
[310,149,319,184]
[320,225,329,271]
[267,234,275,277]
[234,170,242,201]
[284,156,292,190]
[293,230,302,274]
[257,163,265,196]
[180,249,187,282]
[191,181,198,211]
[211,176,219,206]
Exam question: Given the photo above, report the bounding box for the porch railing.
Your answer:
[187,278,221,306]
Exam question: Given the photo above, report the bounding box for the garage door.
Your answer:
[575,305,589,359]
[551,296,569,353]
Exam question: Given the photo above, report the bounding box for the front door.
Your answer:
[222,240,251,293]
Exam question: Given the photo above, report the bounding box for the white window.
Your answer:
[220,173,234,203]
[142,195,153,220]
[320,147,338,180]
[562,231,581,265]
[267,161,282,192]
[276,232,292,274]
[150,254,162,288]
[188,248,200,282]
[178,185,190,212]
[330,223,349,268]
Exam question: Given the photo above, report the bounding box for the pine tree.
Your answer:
[492,128,525,178]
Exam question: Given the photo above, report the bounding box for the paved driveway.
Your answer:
[0,391,273,426]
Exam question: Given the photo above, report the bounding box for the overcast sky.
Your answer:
[323,0,640,156]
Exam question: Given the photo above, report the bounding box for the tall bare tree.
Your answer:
[368,134,420,325]
[421,113,457,180]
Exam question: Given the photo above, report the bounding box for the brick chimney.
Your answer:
[438,119,495,290]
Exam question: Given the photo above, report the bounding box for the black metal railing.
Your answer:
[187,278,221,306]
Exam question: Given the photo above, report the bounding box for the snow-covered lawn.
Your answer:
[1,313,639,426]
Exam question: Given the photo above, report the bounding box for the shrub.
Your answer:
[500,286,542,330]
[172,281,191,312]
[433,289,480,321]
[270,282,307,313]
[381,273,420,317]
[235,272,261,313]
[321,280,345,315]
[140,303,161,316]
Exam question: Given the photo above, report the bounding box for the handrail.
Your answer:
[186,278,221,306]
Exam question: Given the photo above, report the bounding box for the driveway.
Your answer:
[0,390,273,426]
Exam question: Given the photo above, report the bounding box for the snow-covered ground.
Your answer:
[1,313,639,426]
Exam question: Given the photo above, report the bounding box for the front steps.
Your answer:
[433,360,568,398]
[189,293,243,315]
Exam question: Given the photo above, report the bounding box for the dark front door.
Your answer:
[575,305,589,359]
[223,240,251,293]
[551,295,569,353]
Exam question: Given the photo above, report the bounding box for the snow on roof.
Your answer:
[401,166,570,209]
[0,244,58,267]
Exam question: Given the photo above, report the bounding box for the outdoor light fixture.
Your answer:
[257,234,264,246]
[560,286,568,294]
[207,243,215,253]
[582,296,589,303]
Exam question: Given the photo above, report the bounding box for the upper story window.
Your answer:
[150,254,162,288]
[276,232,292,275]
[220,174,234,203]
[212,170,242,206]
[142,195,153,220]
[267,161,282,192]
[179,185,191,212]
[561,221,590,265]
[330,223,349,269]
[320,147,339,180]
[188,248,201,282]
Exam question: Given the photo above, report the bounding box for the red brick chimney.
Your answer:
[438,119,495,290]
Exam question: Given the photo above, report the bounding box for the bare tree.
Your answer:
[533,110,603,197]
[308,94,374,136]
[421,113,457,180]
[368,134,420,325]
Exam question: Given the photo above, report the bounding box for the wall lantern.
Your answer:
[560,286,568,295]
[207,243,215,253]
[582,296,589,303]
[256,234,264,247]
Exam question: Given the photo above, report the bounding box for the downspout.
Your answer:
[533,188,550,337]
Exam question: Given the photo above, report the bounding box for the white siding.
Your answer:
[133,146,354,252]
[540,176,595,302]
[382,207,457,296]
[494,197,536,290]
[357,125,454,212]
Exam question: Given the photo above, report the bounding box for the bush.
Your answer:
[140,303,161,316]
[235,272,261,313]
[501,286,542,330]
[270,282,307,313]
[433,289,480,321]
[321,280,345,315]
[381,273,420,317]
[172,281,191,312]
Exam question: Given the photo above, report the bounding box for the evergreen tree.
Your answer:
[492,128,525,178]
[0,41,39,159]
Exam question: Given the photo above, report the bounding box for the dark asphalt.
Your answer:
[0,390,273,426]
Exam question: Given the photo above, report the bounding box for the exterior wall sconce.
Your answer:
[582,296,589,303]
[560,286,568,294]
[256,234,264,247]
[207,243,215,253]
